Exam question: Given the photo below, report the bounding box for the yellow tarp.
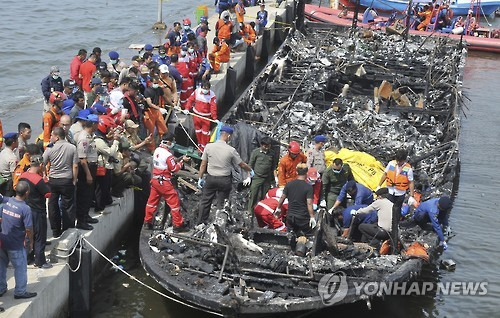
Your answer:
[325,148,386,191]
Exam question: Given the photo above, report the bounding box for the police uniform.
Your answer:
[198,131,243,224]
[76,131,98,225]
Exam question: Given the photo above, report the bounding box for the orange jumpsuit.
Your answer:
[209,42,230,73]
[215,19,233,42]
[43,106,61,147]
[235,3,246,24]
[277,153,307,187]
[418,9,433,31]
[240,23,256,45]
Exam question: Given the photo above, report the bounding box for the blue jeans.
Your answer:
[0,248,28,296]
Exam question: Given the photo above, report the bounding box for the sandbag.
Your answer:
[325,148,386,191]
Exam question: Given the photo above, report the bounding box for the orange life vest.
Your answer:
[385,160,411,191]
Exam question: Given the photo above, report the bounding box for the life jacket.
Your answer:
[385,160,411,191]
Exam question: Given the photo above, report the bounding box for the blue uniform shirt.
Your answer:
[153,55,170,66]
[413,198,449,242]
[0,197,33,250]
[337,182,374,206]
[257,10,268,28]
[342,204,378,227]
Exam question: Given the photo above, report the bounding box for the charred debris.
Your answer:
[141,25,467,316]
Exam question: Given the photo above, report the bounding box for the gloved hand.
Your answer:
[350,209,359,216]
[313,204,318,211]
[197,178,205,189]
[309,217,317,229]
[181,109,190,115]
[242,177,251,186]
[274,207,281,217]
[375,185,381,191]
[174,105,181,112]
[159,108,168,115]
[215,119,221,125]
[440,241,448,250]
[408,196,417,207]
[249,169,255,178]
[319,200,327,208]
[328,207,334,215]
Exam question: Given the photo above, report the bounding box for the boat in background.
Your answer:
[339,0,500,15]
[305,4,500,53]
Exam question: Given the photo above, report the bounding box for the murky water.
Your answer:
[2,0,500,317]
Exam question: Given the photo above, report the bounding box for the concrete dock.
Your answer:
[0,2,295,318]
[0,190,134,317]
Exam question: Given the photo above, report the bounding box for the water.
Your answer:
[2,1,500,317]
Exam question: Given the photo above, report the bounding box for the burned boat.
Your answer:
[140,23,466,316]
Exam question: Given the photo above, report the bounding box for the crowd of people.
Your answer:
[0,0,272,301]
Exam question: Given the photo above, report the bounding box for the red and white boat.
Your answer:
[305,4,500,53]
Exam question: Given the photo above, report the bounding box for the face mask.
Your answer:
[188,48,194,54]
[99,96,106,102]
[333,168,342,174]
[184,25,190,30]
[52,75,60,80]
[110,59,118,65]
[160,54,165,58]
[180,51,186,57]
[201,88,209,94]
[167,142,175,149]
[152,83,159,89]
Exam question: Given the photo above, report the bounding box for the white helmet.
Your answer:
[159,64,169,74]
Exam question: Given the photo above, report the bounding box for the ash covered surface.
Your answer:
[140,25,466,316]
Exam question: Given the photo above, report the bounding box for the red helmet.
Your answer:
[307,167,320,183]
[183,18,191,25]
[288,141,301,155]
[49,91,67,105]
[97,115,117,134]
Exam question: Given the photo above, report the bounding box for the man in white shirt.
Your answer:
[353,187,393,247]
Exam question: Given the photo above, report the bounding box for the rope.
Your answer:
[80,237,224,317]
[52,235,85,273]
[175,112,203,153]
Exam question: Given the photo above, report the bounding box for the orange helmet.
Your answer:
[49,91,67,105]
[288,141,301,155]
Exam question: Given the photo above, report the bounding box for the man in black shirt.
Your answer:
[19,155,52,269]
[143,77,168,145]
[276,163,316,235]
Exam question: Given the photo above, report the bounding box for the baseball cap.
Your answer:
[125,119,139,129]
[64,79,76,88]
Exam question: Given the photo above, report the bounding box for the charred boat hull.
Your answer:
[140,23,466,316]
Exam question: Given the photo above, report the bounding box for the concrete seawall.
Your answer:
[0,189,135,318]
